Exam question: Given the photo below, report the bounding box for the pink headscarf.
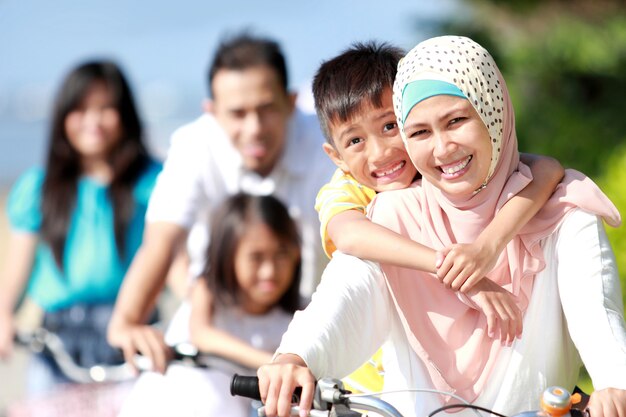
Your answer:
[369,35,621,402]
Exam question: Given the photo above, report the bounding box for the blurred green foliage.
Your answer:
[430,0,626,308]
[427,0,626,391]
[436,0,626,178]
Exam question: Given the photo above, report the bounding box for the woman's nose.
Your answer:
[433,132,456,158]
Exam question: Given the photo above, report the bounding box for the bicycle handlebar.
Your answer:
[230,375,262,401]
[14,328,256,384]
[14,328,136,383]
[230,374,589,417]
[230,374,403,417]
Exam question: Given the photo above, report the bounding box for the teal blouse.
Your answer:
[7,160,162,312]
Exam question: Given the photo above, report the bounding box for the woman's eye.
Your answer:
[408,129,427,139]
[449,117,466,126]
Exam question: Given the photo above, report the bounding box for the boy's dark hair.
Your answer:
[207,32,288,98]
[201,193,302,314]
[312,41,405,144]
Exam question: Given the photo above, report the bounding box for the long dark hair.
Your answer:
[41,60,149,268]
[201,193,301,314]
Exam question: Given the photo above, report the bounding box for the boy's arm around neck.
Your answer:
[446,153,565,293]
[476,154,564,267]
[327,209,437,272]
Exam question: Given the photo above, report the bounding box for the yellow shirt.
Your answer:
[315,169,383,394]
[315,168,376,258]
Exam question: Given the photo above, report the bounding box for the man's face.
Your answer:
[208,65,295,177]
[323,89,417,192]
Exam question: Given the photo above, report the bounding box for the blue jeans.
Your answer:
[42,303,125,368]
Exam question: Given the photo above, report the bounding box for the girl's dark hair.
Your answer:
[41,60,149,268]
[312,41,405,144]
[202,193,302,314]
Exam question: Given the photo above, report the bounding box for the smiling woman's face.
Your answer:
[402,94,492,198]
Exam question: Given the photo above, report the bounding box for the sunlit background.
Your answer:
[0,0,457,186]
[2,0,626,412]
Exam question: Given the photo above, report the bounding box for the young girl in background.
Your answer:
[118,193,301,417]
[0,60,162,396]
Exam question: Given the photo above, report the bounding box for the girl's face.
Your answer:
[402,95,492,198]
[234,221,298,315]
[64,81,123,163]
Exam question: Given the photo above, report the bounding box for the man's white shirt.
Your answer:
[146,109,335,299]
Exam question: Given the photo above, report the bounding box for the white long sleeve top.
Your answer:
[277,209,626,417]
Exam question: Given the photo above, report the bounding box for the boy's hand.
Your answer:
[465,278,522,345]
[258,354,316,417]
[587,388,626,417]
[436,239,500,292]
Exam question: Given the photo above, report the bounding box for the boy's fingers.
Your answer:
[436,259,452,281]
[442,265,463,288]
[435,251,445,269]
[451,269,471,291]
[482,303,496,338]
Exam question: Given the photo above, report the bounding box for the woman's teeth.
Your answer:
[441,155,472,175]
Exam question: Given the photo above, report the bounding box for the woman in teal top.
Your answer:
[0,60,162,395]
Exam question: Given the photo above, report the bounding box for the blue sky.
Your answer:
[0,0,458,185]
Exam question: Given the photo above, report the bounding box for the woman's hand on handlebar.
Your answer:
[257,353,316,417]
[587,387,626,417]
[108,322,172,374]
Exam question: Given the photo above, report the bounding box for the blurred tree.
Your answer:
[428,0,626,390]
[435,0,626,178]
[430,0,626,299]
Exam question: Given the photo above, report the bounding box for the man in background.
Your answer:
[107,33,334,372]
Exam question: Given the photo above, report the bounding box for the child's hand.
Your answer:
[436,240,500,292]
[108,322,172,374]
[258,354,316,417]
[465,278,523,345]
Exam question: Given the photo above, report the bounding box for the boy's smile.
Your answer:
[322,89,418,192]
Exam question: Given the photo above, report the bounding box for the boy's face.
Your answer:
[323,89,418,192]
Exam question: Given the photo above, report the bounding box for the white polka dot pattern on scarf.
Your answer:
[393,35,505,183]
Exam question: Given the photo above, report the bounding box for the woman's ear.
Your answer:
[322,143,349,173]
[202,99,214,115]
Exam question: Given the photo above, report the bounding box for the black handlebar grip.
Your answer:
[230,374,304,403]
[231,374,262,400]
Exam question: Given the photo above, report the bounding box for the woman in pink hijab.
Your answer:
[258,36,626,417]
